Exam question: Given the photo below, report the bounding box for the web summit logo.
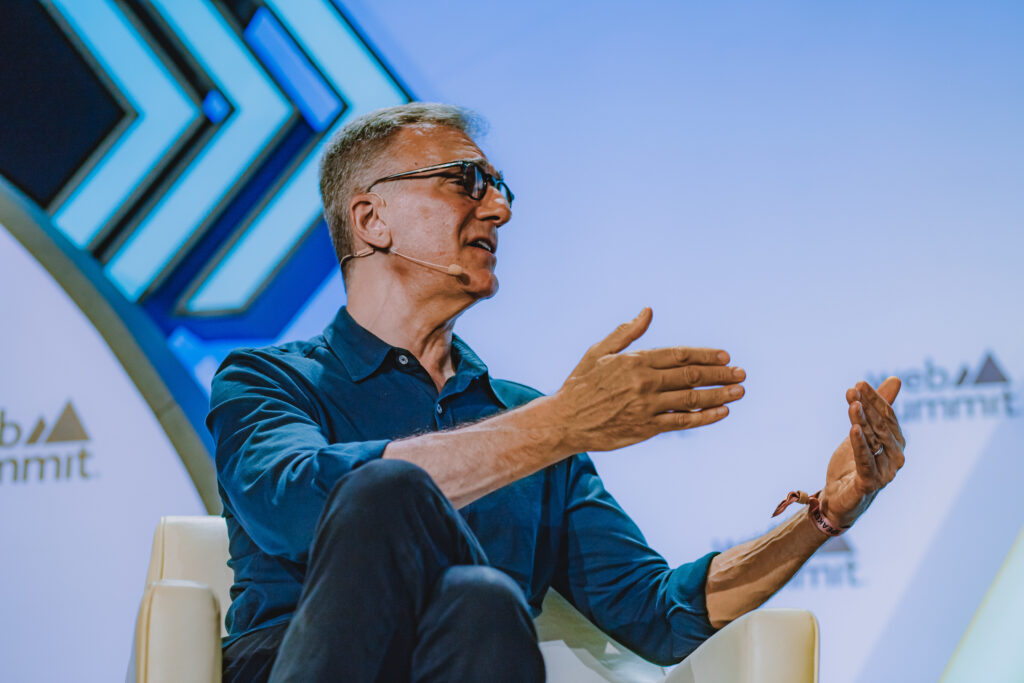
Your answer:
[867,352,1018,423]
[0,401,95,484]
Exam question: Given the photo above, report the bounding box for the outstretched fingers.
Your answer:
[848,406,881,483]
[875,376,902,404]
[595,308,653,356]
[853,381,906,448]
[573,308,654,377]
[654,364,745,390]
[654,405,730,431]
[646,346,731,369]
[848,398,885,456]
[652,385,743,413]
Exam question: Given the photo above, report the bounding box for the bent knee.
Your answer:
[337,458,434,498]
[322,459,440,522]
[437,566,528,611]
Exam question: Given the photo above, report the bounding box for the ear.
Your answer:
[349,192,392,250]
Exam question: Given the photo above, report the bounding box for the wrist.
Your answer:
[807,500,847,537]
[817,491,835,522]
[820,489,876,530]
[521,394,579,458]
[773,490,849,537]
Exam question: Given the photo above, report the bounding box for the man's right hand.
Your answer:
[551,308,745,453]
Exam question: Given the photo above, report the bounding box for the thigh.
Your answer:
[222,622,289,683]
[268,462,491,682]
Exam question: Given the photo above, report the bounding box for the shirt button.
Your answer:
[435,404,443,415]
[397,354,409,366]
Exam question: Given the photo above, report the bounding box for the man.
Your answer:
[209,103,906,682]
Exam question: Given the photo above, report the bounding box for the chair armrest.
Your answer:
[134,579,222,683]
[664,609,819,683]
[536,590,667,681]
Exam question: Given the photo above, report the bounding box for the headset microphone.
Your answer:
[339,246,464,277]
[389,249,465,277]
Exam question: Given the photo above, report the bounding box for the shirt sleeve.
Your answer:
[207,348,390,560]
[553,453,719,666]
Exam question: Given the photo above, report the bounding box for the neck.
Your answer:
[346,271,473,391]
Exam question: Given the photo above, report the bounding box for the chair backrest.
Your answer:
[146,516,233,637]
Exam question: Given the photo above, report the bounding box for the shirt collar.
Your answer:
[447,335,491,398]
[324,307,494,392]
[323,307,393,382]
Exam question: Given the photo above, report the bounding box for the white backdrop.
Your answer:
[0,224,207,682]
[2,2,1023,681]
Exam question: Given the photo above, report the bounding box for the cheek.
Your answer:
[414,202,435,224]
[406,206,462,252]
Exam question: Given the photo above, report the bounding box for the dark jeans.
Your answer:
[222,459,546,683]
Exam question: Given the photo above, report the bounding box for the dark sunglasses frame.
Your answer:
[366,160,514,205]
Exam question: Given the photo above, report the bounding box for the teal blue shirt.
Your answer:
[208,307,718,665]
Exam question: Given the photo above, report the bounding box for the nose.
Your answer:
[476,184,512,228]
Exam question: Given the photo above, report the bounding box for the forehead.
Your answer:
[384,124,495,175]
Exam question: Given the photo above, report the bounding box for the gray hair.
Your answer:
[318,102,488,281]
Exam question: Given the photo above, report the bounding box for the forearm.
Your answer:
[704,509,827,628]
[383,395,574,508]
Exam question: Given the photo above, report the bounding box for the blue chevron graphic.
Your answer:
[47,0,198,248]
[244,7,343,132]
[184,0,408,314]
[105,0,292,300]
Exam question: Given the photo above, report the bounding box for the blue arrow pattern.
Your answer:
[105,0,292,300]
[186,0,408,313]
[43,0,409,322]
[48,0,198,248]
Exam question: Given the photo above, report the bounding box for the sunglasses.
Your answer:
[367,160,514,205]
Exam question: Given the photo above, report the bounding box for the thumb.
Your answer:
[878,376,902,405]
[591,307,653,357]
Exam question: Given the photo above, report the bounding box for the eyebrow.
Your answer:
[463,156,503,179]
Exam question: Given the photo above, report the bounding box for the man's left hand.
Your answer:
[820,377,906,529]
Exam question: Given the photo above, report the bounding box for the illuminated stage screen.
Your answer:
[1,1,1022,681]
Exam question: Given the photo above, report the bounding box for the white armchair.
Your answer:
[132,516,818,683]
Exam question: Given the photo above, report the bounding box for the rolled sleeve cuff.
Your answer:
[311,439,391,495]
[666,551,720,660]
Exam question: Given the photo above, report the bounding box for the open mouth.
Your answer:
[467,238,495,254]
